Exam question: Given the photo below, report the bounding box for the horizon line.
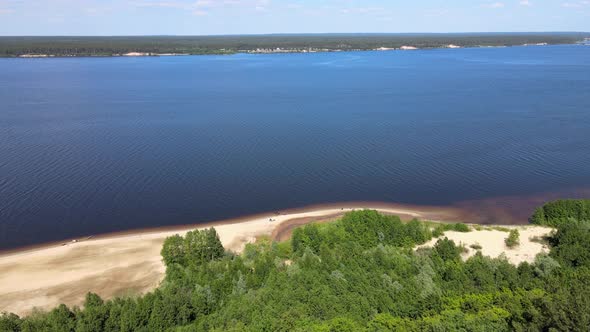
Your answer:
[1,31,589,38]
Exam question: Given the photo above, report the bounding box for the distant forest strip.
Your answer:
[0,33,588,57]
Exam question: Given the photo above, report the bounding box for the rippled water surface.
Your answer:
[1,45,589,249]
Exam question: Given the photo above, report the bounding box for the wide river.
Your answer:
[1,45,589,249]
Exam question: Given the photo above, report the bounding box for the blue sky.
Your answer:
[0,0,588,35]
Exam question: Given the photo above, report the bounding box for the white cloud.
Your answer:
[519,0,532,6]
[133,0,273,16]
[483,2,506,8]
[195,0,213,7]
[340,6,383,14]
[561,1,589,7]
[134,1,190,9]
[84,7,112,16]
[0,0,18,15]
[193,9,208,15]
[424,9,450,17]
[561,2,579,7]
[255,0,271,11]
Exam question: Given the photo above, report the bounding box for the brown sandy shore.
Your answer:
[0,202,462,316]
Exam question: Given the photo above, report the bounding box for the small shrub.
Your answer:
[529,235,550,245]
[459,243,469,253]
[505,229,520,248]
[470,243,483,250]
[432,223,471,236]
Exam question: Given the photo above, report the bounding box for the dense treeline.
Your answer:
[530,199,590,227]
[2,206,590,331]
[0,33,588,57]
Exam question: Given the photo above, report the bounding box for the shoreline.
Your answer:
[0,203,459,316]
[1,42,583,59]
[0,201,558,316]
[4,183,590,256]
[0,201,459,258]
[2,185,588,316]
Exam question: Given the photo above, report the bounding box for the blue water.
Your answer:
[1,45,589,249]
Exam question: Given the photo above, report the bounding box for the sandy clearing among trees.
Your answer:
[418,225,554,265]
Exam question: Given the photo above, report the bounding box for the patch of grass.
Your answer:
[452,223,471,232]
[491,226,511,233]
[255,235,272,244]
[432,225,445,238]
[470,243,483,250]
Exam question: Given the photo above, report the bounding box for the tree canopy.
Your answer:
[529,199,590,227]
[2,208,590,331]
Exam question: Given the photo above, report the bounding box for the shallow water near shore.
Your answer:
[1,45,590,250]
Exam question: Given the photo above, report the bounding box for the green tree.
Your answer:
[161,234,186,266]
[76,293,109,332]
[184,228,225,265]
[0,312,21,332]
[549,219,590,267]
[433,237,463,261]
[46,304,76,332]
[529,199,590,227]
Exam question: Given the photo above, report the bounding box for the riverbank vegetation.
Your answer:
[1,33,588,57]
[2,201,590,331]
[530,199,590,227]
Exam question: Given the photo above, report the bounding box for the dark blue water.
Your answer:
[1,45,589,250]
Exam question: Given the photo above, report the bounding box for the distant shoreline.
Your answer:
[2,32,587,58]
[3,41,586,59]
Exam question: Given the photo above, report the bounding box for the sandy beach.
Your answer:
[0,204,455,316]
[418,225,553,265]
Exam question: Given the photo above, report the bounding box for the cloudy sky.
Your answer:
[0,0,588,35]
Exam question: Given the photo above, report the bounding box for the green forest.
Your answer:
[0,33,588,57]
[2,200,590,331]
